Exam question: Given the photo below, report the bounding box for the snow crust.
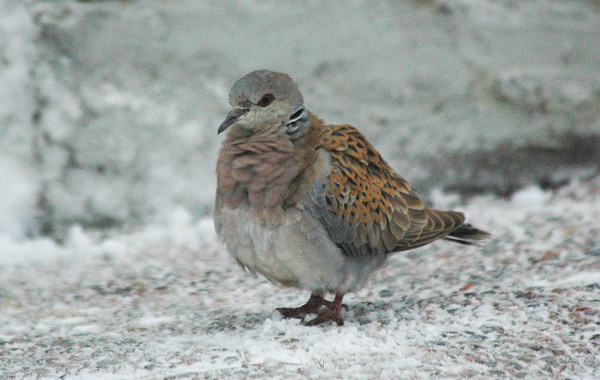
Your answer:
[1,180,599,379]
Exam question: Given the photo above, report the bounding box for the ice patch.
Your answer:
[0,158,39,239]
[511,185,551,206]
[559,272,600,285]
[134,316,176,328]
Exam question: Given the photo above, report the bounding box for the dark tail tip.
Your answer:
[445,223,491,246]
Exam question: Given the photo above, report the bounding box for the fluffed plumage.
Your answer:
[215,70,490,325]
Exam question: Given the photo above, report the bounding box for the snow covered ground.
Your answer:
[1,0,599,378]
[1,179,599,379]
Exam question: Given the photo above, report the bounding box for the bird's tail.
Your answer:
[444,223,491,246]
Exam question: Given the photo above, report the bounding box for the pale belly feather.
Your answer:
[214,206,385,293]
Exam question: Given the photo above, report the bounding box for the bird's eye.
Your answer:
[257,93,275,107]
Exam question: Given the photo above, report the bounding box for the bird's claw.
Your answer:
[304,311,344,326]
[277,293,346,326]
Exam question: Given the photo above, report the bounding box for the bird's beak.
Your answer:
[218,108,248,134]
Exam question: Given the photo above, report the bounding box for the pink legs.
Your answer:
[277,293,345,326]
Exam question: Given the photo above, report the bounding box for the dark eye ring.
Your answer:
[257,93,275,107]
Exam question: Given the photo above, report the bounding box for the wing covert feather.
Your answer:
[305,125,464,258]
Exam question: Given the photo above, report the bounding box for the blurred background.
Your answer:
[1,0,599,241]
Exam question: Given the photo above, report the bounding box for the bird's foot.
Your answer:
[321,298,349,312]
[303,294,345,326]
[277,293,346,325]
[304,310,344,326]
[276,294,324,319]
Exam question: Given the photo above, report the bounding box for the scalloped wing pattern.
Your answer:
[307,125,465,258]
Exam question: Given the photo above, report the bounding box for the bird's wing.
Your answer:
[305,124,465,258]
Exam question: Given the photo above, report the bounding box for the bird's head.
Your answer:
[218,70,309,140]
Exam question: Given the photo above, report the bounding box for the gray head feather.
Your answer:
[218,70,306,134]
[229,69,304,108]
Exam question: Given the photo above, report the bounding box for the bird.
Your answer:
[214,69,490,326]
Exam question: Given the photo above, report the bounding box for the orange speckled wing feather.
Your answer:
[306,125,465,258]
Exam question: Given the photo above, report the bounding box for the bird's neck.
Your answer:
[216,115,323,224]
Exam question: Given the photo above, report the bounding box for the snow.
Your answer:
[2,0,600,240]
[0,158,38,239]
[561,272,600,286]
[1,0,599,377]
[0,1,39,240]
[2,179,600,379]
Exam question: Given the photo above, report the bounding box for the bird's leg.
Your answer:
[321,295,349,311]
[276,293,324,319]
[304,294,345,326]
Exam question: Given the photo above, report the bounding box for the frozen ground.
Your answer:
[1,179,599,379]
